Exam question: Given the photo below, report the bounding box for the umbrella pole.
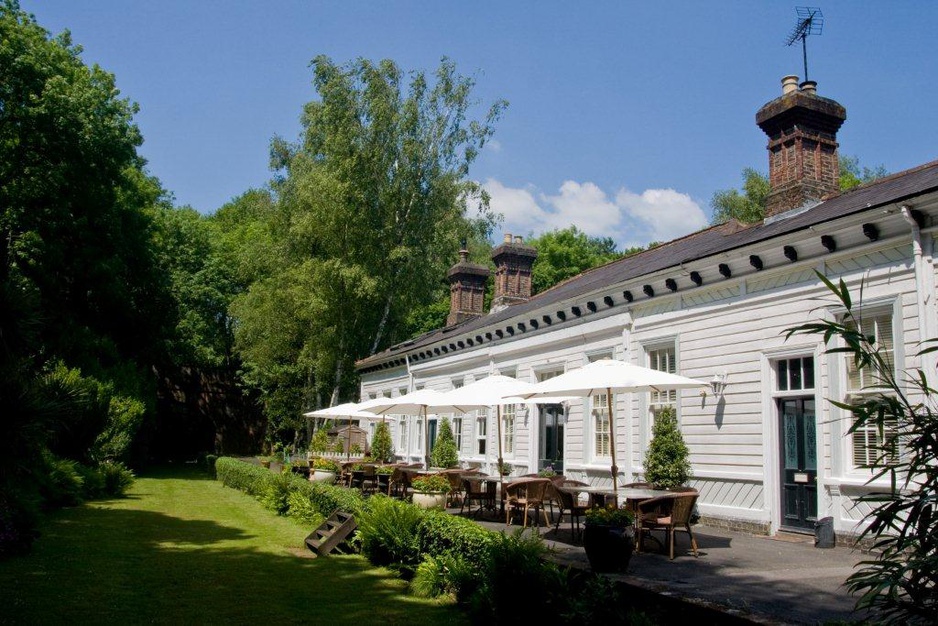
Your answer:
[496,405,504,501]
[423,407,430,470]
[347,417,352,461]
[606,387,619,497]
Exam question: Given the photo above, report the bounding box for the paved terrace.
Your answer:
[468,510,869,625]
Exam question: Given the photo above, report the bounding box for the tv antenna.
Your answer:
[785,7,824,83]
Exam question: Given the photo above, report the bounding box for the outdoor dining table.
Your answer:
[558,485,666,510]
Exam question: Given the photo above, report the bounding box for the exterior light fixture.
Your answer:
[709,373,728,397]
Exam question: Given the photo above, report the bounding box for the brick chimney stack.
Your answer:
[490,233,537,313]
[756,76,847,219]
[446,243,490,327]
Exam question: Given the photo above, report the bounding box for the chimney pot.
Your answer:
[503,233,512,243]
[514,235,522,244]
[799,80,817,95]
[781,75,799,95]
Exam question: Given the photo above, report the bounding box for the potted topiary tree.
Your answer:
[583,504,636,573]
[430,417,459,469]
[411,474,451,509]
[370,420,393,464]
[643,406,692,489]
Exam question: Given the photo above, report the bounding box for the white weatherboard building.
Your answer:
[355,78,938,538]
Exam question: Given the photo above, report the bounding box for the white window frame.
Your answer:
[476,412,487,456]
[502,403,516,456]
[586,352,614,462]
[839,303,902,472]
[398,416,408,454]
[647,343,678,420]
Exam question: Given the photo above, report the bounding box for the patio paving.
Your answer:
[464,508,869,625]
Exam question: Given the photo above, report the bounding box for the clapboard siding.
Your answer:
[358,184,938,535]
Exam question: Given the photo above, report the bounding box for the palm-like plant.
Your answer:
[786,273,937,624]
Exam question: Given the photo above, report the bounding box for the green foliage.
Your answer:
[38,453,85,509]
[643,406,691,489]
[411,553,475,600]
[785,273,938,623]
[285,489,324,527]
[711,157,888,225]
[468,531,568,623]
[416,509,496,565]
[356,495,425,574]
[310,457,340,473]
[709,167,770,225]
[97,461,135,496]
[309,428,329,454]
[215,457,363,522]
[429,417,459,468]
[839,155,888,192]
[215,457,272,496]
[0,2,178,552]
[527,226,623,294]
[412,474,451,494]
[228,56,505,431]
[259,469,301,515]
[585,504,635,527]
[151,206,239,371]
[370,420,393,463]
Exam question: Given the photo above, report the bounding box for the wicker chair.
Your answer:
[445,471,466,507]
[636,492,700,560]
[548,483,588,539]
[461,477,495,517]
[389,469,416,498]
[360,464,378,494]
[505,478,552,529]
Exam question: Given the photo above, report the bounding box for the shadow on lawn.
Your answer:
[0,503,461,625]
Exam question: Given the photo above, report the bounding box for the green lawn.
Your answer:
[0,466,467,625]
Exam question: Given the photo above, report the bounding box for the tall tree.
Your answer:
[0,1,172,371]
[527,226,623,294]
[230,57,505,437]
[0,1,175,551]
[710,156,887,225]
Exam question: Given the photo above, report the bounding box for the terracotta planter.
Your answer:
[583,524,635,573]
[412,491,447,509]
[309,470,337,484]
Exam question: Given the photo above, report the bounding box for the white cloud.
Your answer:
[615,187,709,242]
[485,139,502,153]
[483,178,707,248]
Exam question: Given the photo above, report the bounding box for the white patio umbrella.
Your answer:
[513,359,707,495]
[304,402,380,460]
[437,375,575,496]
[362,389,467,469]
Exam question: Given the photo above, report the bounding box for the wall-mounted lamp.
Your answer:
[709,373,728,397]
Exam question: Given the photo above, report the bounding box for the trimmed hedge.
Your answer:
[417,509,496,564]
[214,457,364,522]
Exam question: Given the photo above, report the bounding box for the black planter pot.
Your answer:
[583,524,635,573]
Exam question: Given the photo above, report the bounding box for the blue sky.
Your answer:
[21,1,938,249]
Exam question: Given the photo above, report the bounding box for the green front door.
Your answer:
[779,398,817,531]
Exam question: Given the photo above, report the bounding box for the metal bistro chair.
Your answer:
[636,492,700,560]
[505,479,552,529]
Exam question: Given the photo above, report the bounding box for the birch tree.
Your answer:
[231,57,504,434]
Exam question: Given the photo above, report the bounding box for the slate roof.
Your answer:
[357,159,938,371]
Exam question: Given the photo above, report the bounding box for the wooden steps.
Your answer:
[305,511,357,557]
